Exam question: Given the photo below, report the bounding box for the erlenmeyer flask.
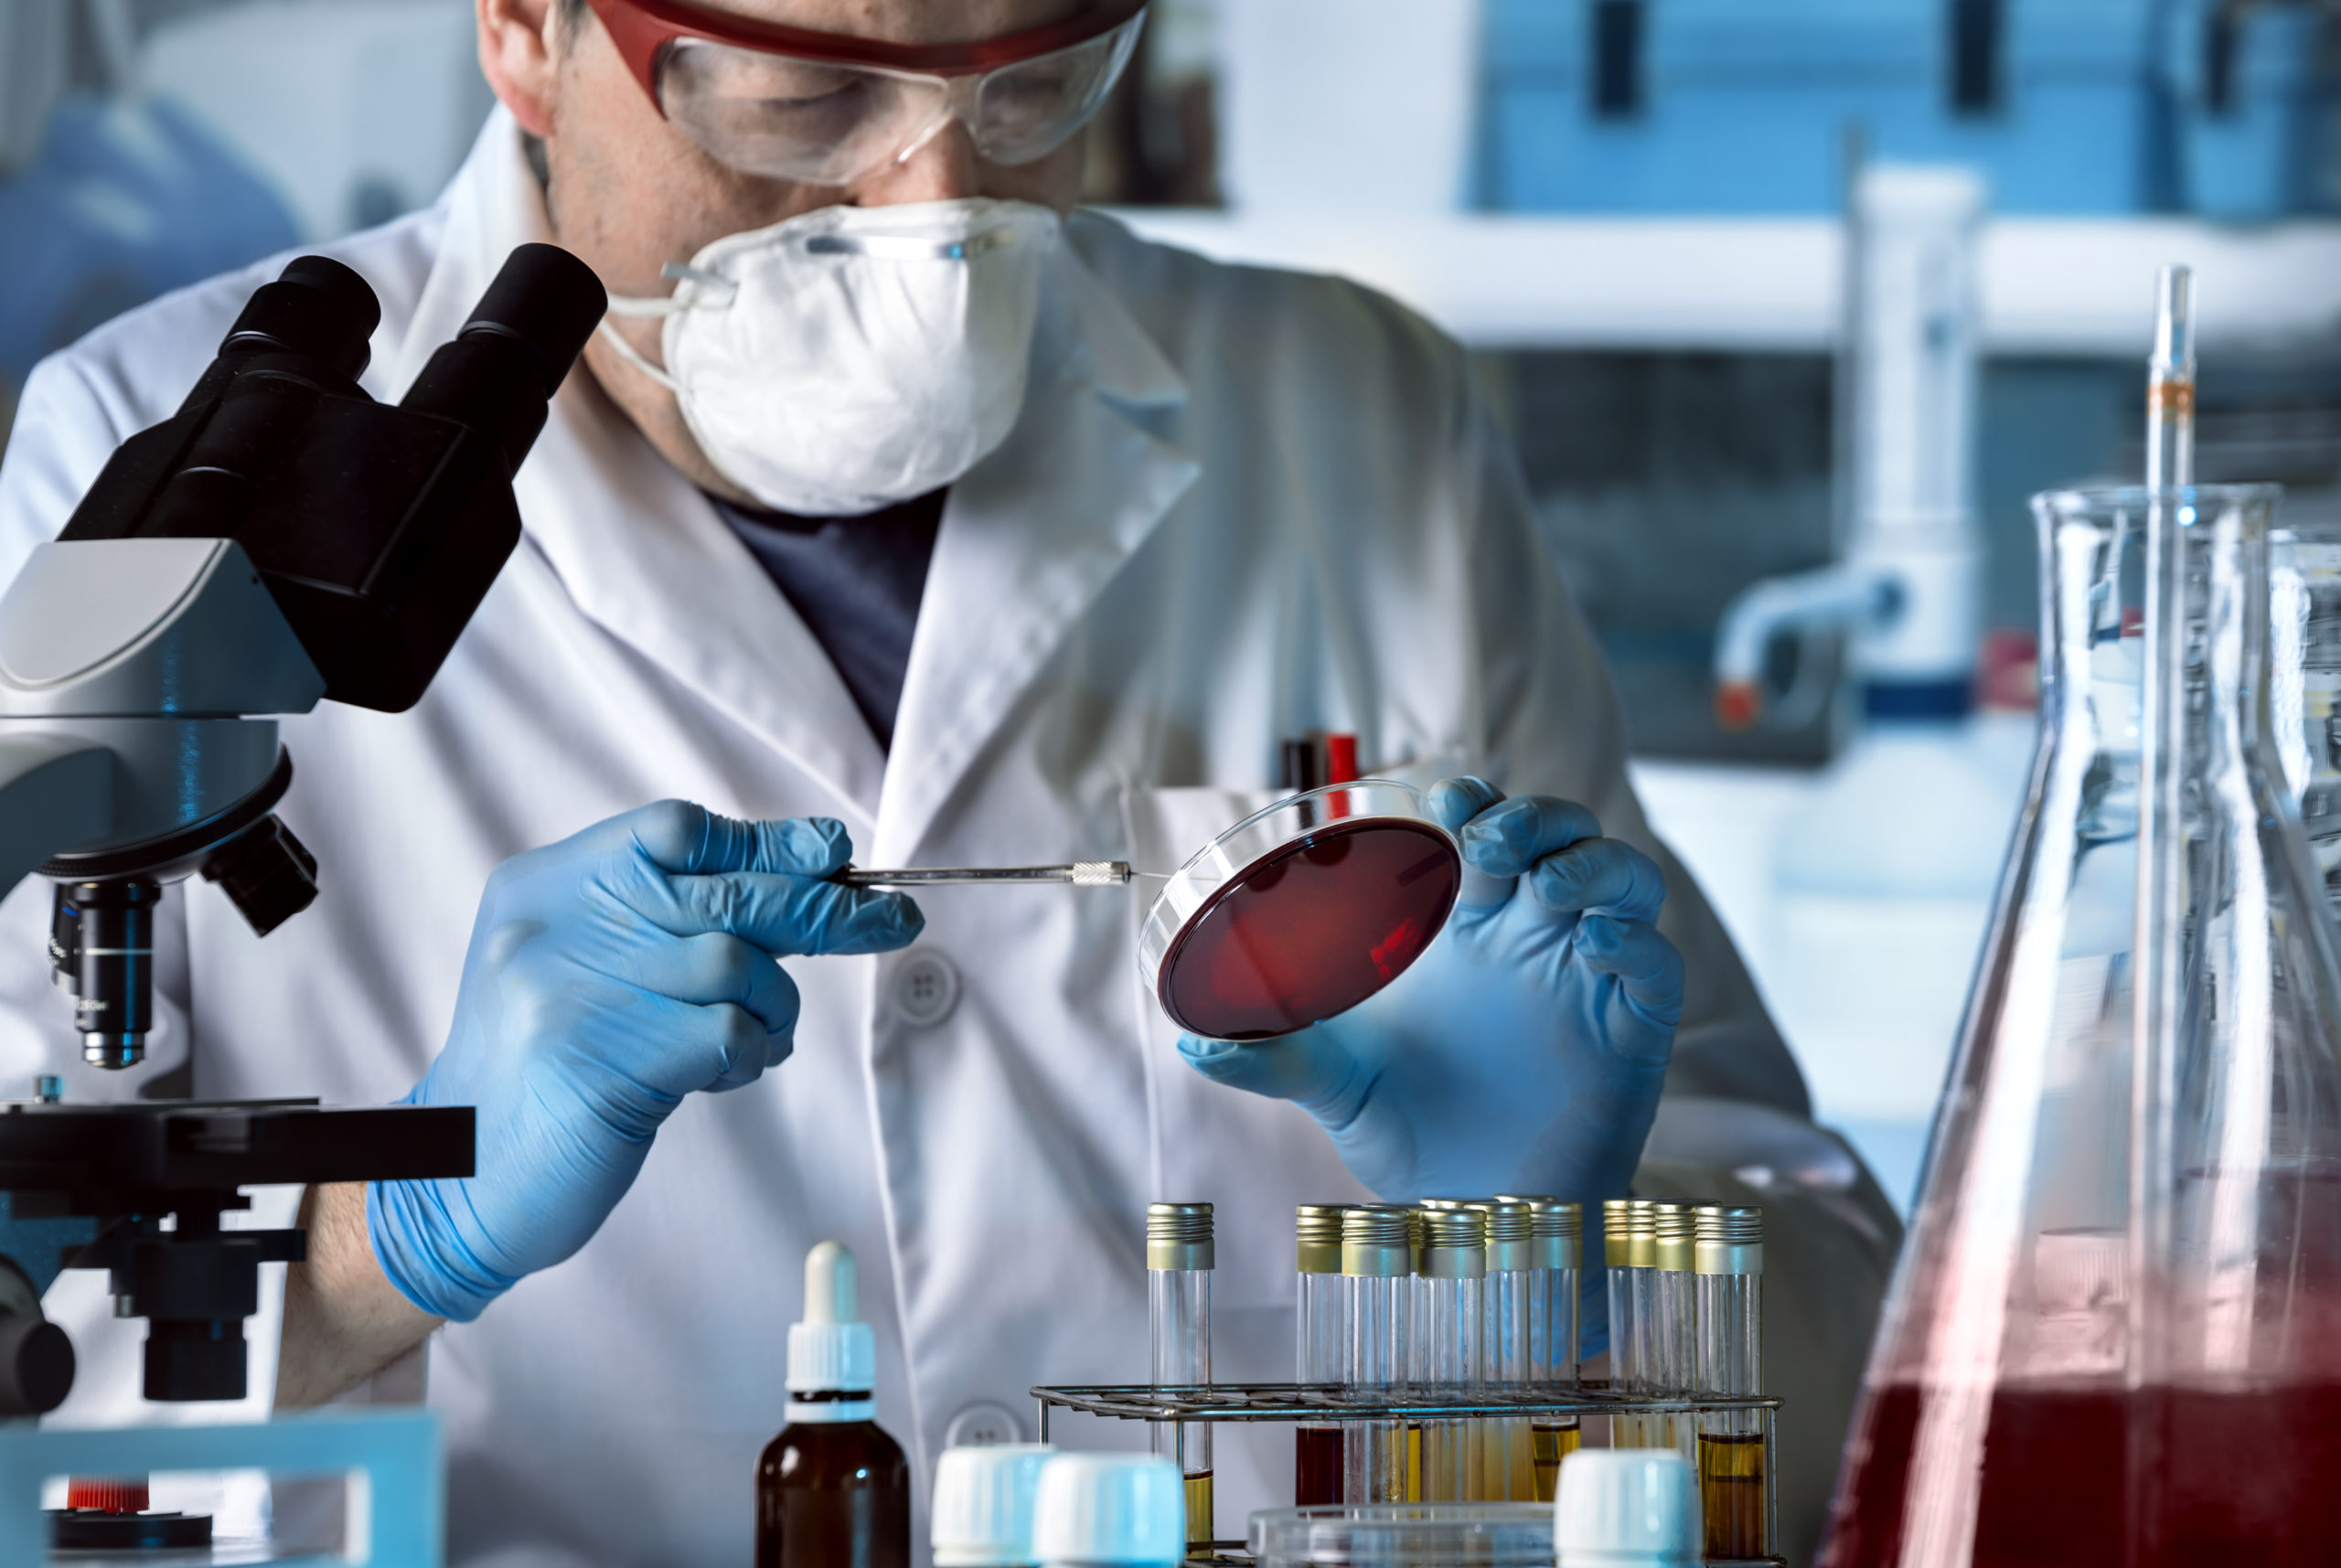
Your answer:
[1819,485,2150,1568]
[1819,484,2341,1567]
[2131,484,2341,1562]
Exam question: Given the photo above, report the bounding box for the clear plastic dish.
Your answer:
[1249,1502,1556,1566]
[1137,780,1461,1041]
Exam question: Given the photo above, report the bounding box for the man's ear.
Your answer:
[478,0,563,138]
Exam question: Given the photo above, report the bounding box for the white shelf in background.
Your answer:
[1106,208,2341,357]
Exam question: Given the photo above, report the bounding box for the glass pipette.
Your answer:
[838,862,1140,888]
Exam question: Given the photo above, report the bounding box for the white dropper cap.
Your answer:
[1555,1449,1701,1565]
[932,1444,1057,1566]
[786,1240,876,1422]
[1031,1453,1185,1567]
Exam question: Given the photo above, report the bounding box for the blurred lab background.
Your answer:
[9,0,2341,1213]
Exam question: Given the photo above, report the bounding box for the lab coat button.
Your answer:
[944,1401,1024,1447]
[892,950,960,1027]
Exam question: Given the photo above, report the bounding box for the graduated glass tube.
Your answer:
[1651,1202,1698,1463]
[1294,1204,1346,1506]
[1341,1205,1412,1504]
[1146,1202,1213,1552]
[1501,1195,1583,1500]
[1472,1201,1537,1499]
[1415,1206,1484,1501]
[1694,1204,1767,1562]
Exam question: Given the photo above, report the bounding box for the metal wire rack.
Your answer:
[1031,1383,1784,1568]
[1032,1381,1780,1424]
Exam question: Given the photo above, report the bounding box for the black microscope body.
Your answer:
[0,243,605,1415]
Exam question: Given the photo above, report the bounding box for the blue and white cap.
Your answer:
[1554,1449,1701,1565]
[1032,1453,1185,1566]
[933,1444,1057,1566]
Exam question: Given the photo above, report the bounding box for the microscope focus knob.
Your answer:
[0,1314,75,1415]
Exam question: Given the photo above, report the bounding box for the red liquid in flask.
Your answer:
[1157,817,1461,1040]
[1825,1380,2341,1568]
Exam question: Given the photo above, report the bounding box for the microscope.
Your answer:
[0,240,604,1505]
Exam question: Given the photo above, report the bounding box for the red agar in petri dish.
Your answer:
[1155,816,1461,1040]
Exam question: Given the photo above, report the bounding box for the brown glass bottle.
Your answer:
[754,1412,911,1568]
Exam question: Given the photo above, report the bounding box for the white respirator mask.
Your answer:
[600,197,1062,516]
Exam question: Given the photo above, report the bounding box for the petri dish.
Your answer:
[1248,1502,1557,1566]
[1138,781,1462,1041]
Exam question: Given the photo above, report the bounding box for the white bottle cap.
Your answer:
[933,1444,1058,1566]
[1032,1453,1185,1566]
[786,1240,876,1422]
[1555,1449,1701,1565]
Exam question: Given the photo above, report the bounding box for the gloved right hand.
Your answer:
[367,800,922,1321]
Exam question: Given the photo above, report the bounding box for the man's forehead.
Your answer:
[688,0,1098,47]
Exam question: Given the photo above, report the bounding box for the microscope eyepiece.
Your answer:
[401,242,607,480]
[216,254,380,382]
[454,241,608,393]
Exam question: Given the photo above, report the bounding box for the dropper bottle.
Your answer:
[756,1240,910,1568]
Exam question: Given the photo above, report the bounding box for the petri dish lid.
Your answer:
[1137,781,1461,1041]
[1249,1503,1556,1567]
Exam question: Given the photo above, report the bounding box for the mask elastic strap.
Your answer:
[595,319,679,394]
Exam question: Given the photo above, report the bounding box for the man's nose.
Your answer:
[850,118,984,206]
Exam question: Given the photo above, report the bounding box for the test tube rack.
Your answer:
[1030,1382,1784,1568]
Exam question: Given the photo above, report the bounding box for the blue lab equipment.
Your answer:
[0,93,299,389]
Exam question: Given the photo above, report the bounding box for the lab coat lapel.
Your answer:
[388,111,887,825]
[871,245,1200,867]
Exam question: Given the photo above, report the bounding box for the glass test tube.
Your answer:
[1294,1204,1345,1506]
[1600,1199,1638,1446]
[1471,1200,1537,1500]
[1414,1205,1485,1501]
[1694,1204,1767,1562]
[1404,1206,1427,1499]
[1146,1201,1213,1552]
[1501,1195,1582,1500]
[1652,1201,1699,1462]
[1340,1205,1412,1504]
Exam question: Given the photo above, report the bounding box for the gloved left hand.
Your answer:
[1178,777,1684,1201]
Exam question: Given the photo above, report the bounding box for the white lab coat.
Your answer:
[0,112,1898,1566]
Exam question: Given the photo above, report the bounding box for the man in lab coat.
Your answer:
[0,0,1900,1562]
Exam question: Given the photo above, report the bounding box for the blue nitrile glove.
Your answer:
[1177,778,1684,1204]
[368,801,922,1321]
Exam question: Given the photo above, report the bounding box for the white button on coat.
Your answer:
[943,1401,1025,1449]
[893,951,961,1028]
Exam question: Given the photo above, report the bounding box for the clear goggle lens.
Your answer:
[657,13,1143,187]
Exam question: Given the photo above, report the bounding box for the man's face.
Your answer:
[482,0,1097,500]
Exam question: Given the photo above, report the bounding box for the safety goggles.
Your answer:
[582,0,1147,187]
